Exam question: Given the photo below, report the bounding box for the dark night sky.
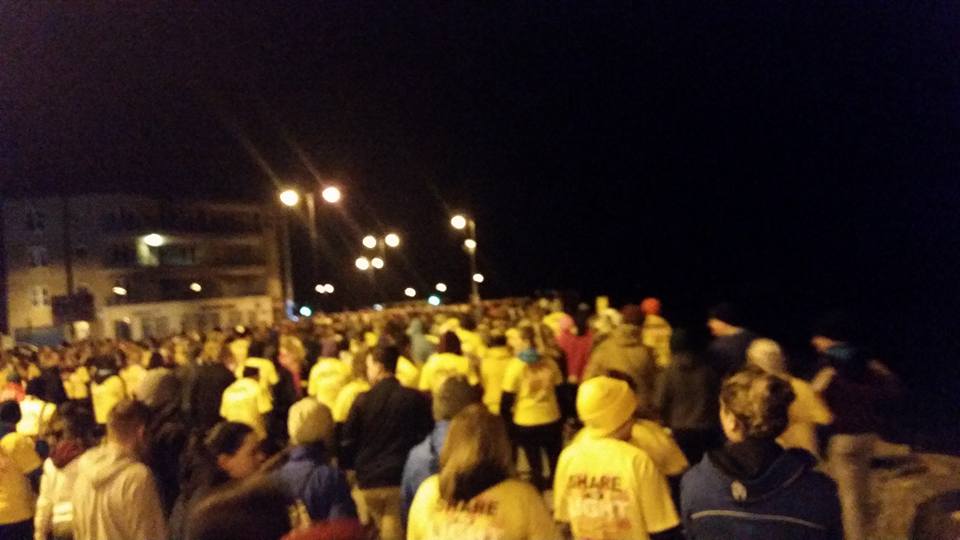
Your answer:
[2,3,959,371]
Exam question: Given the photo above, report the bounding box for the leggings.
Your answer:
[513,421,563,491]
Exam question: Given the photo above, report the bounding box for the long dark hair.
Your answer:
[181,422,254,498]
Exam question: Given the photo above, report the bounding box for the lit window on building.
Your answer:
[31,286,50,307]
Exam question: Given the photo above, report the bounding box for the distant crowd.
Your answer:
[1,296,931,540]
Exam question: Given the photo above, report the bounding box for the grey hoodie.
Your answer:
[71,442,168,540]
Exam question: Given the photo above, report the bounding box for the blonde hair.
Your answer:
[720,366,795,440]
[438,404,513,504]
[746,338,787,374]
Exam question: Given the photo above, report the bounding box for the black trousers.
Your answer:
[513,421,563,491]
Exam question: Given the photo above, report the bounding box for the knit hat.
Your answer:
[621,305,646,326]
[640,297,662,316]
[577,377,637,438]
[432,376,480,421]
[287,398,334,446]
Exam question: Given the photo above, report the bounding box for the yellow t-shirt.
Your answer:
[641,315,673,369]
[501,358,562,426]
[332,379,370,423]
[418,353,478,393]
[16,397,56,437]
[307,358,351,411]
[396,356,421,389]
[0,432,42,524]
[572,420,689,477]
[235,358,280,388]
[554,437,679,540]
[455,329,486,360]
[408,475,560,540]
[65,368,90,400]
[120,364,147,398]
[91,375,126,425]
[480,347,513,414]
[779,376,832,457]
[220,377,272,439]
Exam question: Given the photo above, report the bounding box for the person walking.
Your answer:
[680,367,842,539]
[1,400,43,539]
[407,404,559,540]
[584,305,658,414]
[340,345,432,540]
[71,399,168,540]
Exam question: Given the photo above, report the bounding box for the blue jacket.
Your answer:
[273,444,357,521]
[400,420,449,527]
[681,447,842,539]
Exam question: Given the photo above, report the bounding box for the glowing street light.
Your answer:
[371,257,385,270]
[472,273,485,284]
[143,233,165,247]
[321,186,342,204]
[315,284,325,293]
[112,286,128,296]
[189,282,202,293]
[362,235,378,249]
[355,256,371,271]
[324,284,335,294]
[450,214,468,230]
[279,189,301,207]
[404,287,417,298]
[435,283,447,293]
[299,306,313,317]
[428,295,441,306]
[384,233,400,248]
[464,238,477,251]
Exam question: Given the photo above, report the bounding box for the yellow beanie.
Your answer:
[577,377,637,438]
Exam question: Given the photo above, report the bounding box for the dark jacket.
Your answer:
[340,377,432,489]
[655,351,721,432]
[184,362,235,432]
[272,443,357,522]
[706,329,757,376]
[681,440,842,540]
[820,345,900,435]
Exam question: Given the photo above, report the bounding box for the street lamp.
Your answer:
[112,286,128,296]
[355,256,371,271]
[321,186,342,204]
[435,282,447,293]
[278,185,342,319]
[279,189,301,207]
[384,232,400,248]
[362,235,378,249]
[371,257,385,270]
[143,233,165,247]
[450,213,480,305]
[473,273,485,284]
[324,283,334,294]
[404,287,417,298]
[189,282,202,293]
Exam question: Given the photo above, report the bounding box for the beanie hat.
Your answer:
[288,398,334,446]
[432,376,480,421]
[577,377,637,438]
[621,305,646,326]
[640,297,662,316]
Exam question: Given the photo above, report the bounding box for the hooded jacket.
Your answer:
[655,351,721,432]
[406,319,435,364]
[585,324,658,409]
[680,441,842,540]
[71,443,168,540]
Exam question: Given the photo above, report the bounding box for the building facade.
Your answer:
[2,194,283,343]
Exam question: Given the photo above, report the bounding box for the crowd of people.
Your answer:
[0,296,912,539]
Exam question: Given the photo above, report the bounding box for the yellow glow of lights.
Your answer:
[143,233,165,247]
[464,238,477,250]
[435,283,447,293]
[279,189,301,207]
[321,186,342,204]
[362,235,378,249]
[472,273,485,284]
[112,286,128,296]
[355,257,371,271]
[404,287,417,298]
[384,233,400,248]
[189,282,202,293]
[450,215,467,230]
[371,257,385,269]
